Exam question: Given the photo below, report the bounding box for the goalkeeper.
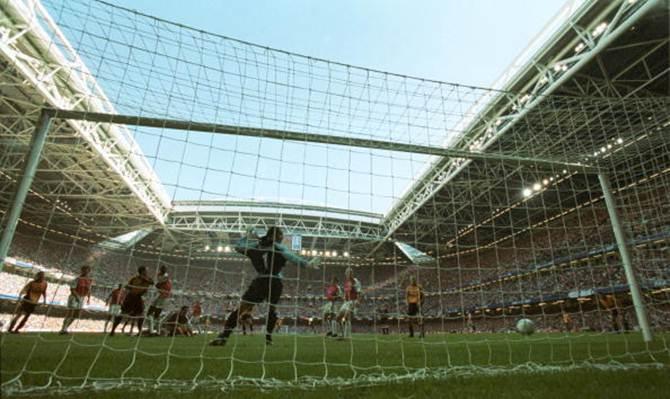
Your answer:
[210,226,319,346]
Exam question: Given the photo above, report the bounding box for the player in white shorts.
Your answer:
[190,301,203,334]
[337,267,362,339]
[322,276,340,337]
[60,266,93,334]
[147,265,172,336]
[104,284,124,333]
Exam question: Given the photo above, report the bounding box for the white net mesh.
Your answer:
[1,0,669,395]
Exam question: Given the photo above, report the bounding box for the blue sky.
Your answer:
[47,0,569,215]
[111,0,566,87]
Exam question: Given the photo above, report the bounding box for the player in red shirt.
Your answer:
[322,276,340,337]
[337,267,362,339]
[104,284,125,333]
[60,265,93,334]
[163,306,193,336]
[109,266,153,336]
[147,265,172,335]
[8,271,48,333]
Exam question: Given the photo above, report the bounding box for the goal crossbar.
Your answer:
[47,109,597,172]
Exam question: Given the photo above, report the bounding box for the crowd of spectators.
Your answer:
[1,181,668,334]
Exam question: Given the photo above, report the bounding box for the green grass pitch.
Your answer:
[2,332,669,398]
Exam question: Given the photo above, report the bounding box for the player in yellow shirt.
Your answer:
[405,275,424,338]
[597,293,630,333]
[561,311,573,333]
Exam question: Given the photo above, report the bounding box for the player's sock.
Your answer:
[110,316,122,335]
[267,308,278,337]
[136,317,145,335]
[8,317,18,332]
[63,317,74,334]
[154,309,164,334]
[409,323,414,337]
[330,320,338,336]
[210,328,232,346]
[16,316,29,331]
[216,311,238,340]
[65,317,76,332]
[217,330,231,340]
[345,320,351,337]
[210,310,238,345]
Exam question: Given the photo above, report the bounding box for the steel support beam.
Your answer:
[167,212,385,241]
[173,200,383,222]
[0,0,171,223]
[380,0,660,246]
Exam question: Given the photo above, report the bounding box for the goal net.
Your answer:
[1,0,669,395]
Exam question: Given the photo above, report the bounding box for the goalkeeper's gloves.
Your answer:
[245,227,258,239]
[307,257,321,270]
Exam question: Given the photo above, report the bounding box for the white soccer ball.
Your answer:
[516,318,535,335]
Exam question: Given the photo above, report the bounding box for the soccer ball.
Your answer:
[516,318,535,335]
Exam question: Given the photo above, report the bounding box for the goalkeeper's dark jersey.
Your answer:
[235,237,309,277]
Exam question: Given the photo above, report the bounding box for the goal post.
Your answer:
[0,110,53,269]
[598,173,652,342]
[47,108,597,172]
[1,99,668,395]
[0,107,658,345]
